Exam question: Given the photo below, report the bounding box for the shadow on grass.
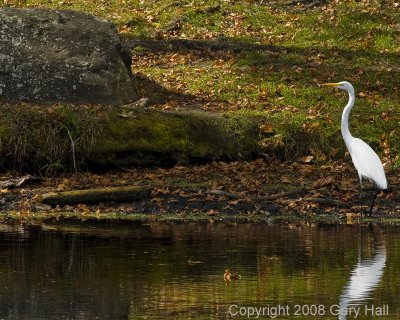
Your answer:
[125,36,400,98]
[134,72,200,105]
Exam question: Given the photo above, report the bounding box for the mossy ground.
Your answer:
[0,103,266,172]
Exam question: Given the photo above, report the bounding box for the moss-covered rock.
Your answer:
[88,108,267,168]
[0,103,266,172]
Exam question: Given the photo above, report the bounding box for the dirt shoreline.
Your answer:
[0,158,398,225]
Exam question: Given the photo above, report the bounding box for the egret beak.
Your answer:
[321,83,340,87]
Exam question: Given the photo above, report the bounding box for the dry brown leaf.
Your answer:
[346,212,357,221]
[299,155,314,164]
[281,176,292,183]
[260,124,275,134]
[329,148,340,158]
[313,176,335,188]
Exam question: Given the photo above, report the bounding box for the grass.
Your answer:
[0,210,350,225]
[5,209,400,225]
[0,103,102,174]
[8,0,400,166]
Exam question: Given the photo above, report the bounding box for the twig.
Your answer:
[164,17,184,33]
[206,190,242,199]
[205,189,305,202]
[259,152,275,160]
[288,0,327,7]
[66,128,77,175]
[304,197,350,207]
[0,174,42,189]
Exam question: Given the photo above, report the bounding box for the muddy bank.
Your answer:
[0,159,399,225]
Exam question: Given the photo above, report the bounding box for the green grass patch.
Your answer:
[164,177,210,190]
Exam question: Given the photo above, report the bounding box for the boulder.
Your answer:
[0,8,137,105]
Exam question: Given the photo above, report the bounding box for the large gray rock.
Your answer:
[0,8,137,105]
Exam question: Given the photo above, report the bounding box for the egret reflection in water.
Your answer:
[338,243,386,320]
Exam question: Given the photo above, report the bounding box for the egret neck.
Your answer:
[341,86,355,152]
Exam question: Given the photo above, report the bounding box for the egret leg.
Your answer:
[368,192,379,217]
[359,179,364,218]
[359,176,363,199]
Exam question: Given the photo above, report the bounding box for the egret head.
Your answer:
[322,81,354,93]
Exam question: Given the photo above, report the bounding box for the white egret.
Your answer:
[322,81,387,215]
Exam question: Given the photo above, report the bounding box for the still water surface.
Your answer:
[0,221,398,319]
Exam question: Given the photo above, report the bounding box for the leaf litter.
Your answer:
[0,158,398,221]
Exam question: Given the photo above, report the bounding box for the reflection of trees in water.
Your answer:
[0,228,126,319]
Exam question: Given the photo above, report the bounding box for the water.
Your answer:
[0,221,398,319]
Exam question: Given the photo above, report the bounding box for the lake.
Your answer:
[0,221,398,319]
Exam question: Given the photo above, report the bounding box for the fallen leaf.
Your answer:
[358,91,368,97]
[346,212,357,221]
[299,155,314,164]
[312,176,335,188]
[118,110,134,118]
[260,124,275,134]
[329,148,340,158]
[281,176,292,183]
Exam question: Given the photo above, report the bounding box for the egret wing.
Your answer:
[349,138,387,189]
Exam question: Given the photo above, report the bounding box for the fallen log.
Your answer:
[205,189,305,202]
[40,185,152,206]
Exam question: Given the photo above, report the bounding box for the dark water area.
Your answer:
[0,221,398,319]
